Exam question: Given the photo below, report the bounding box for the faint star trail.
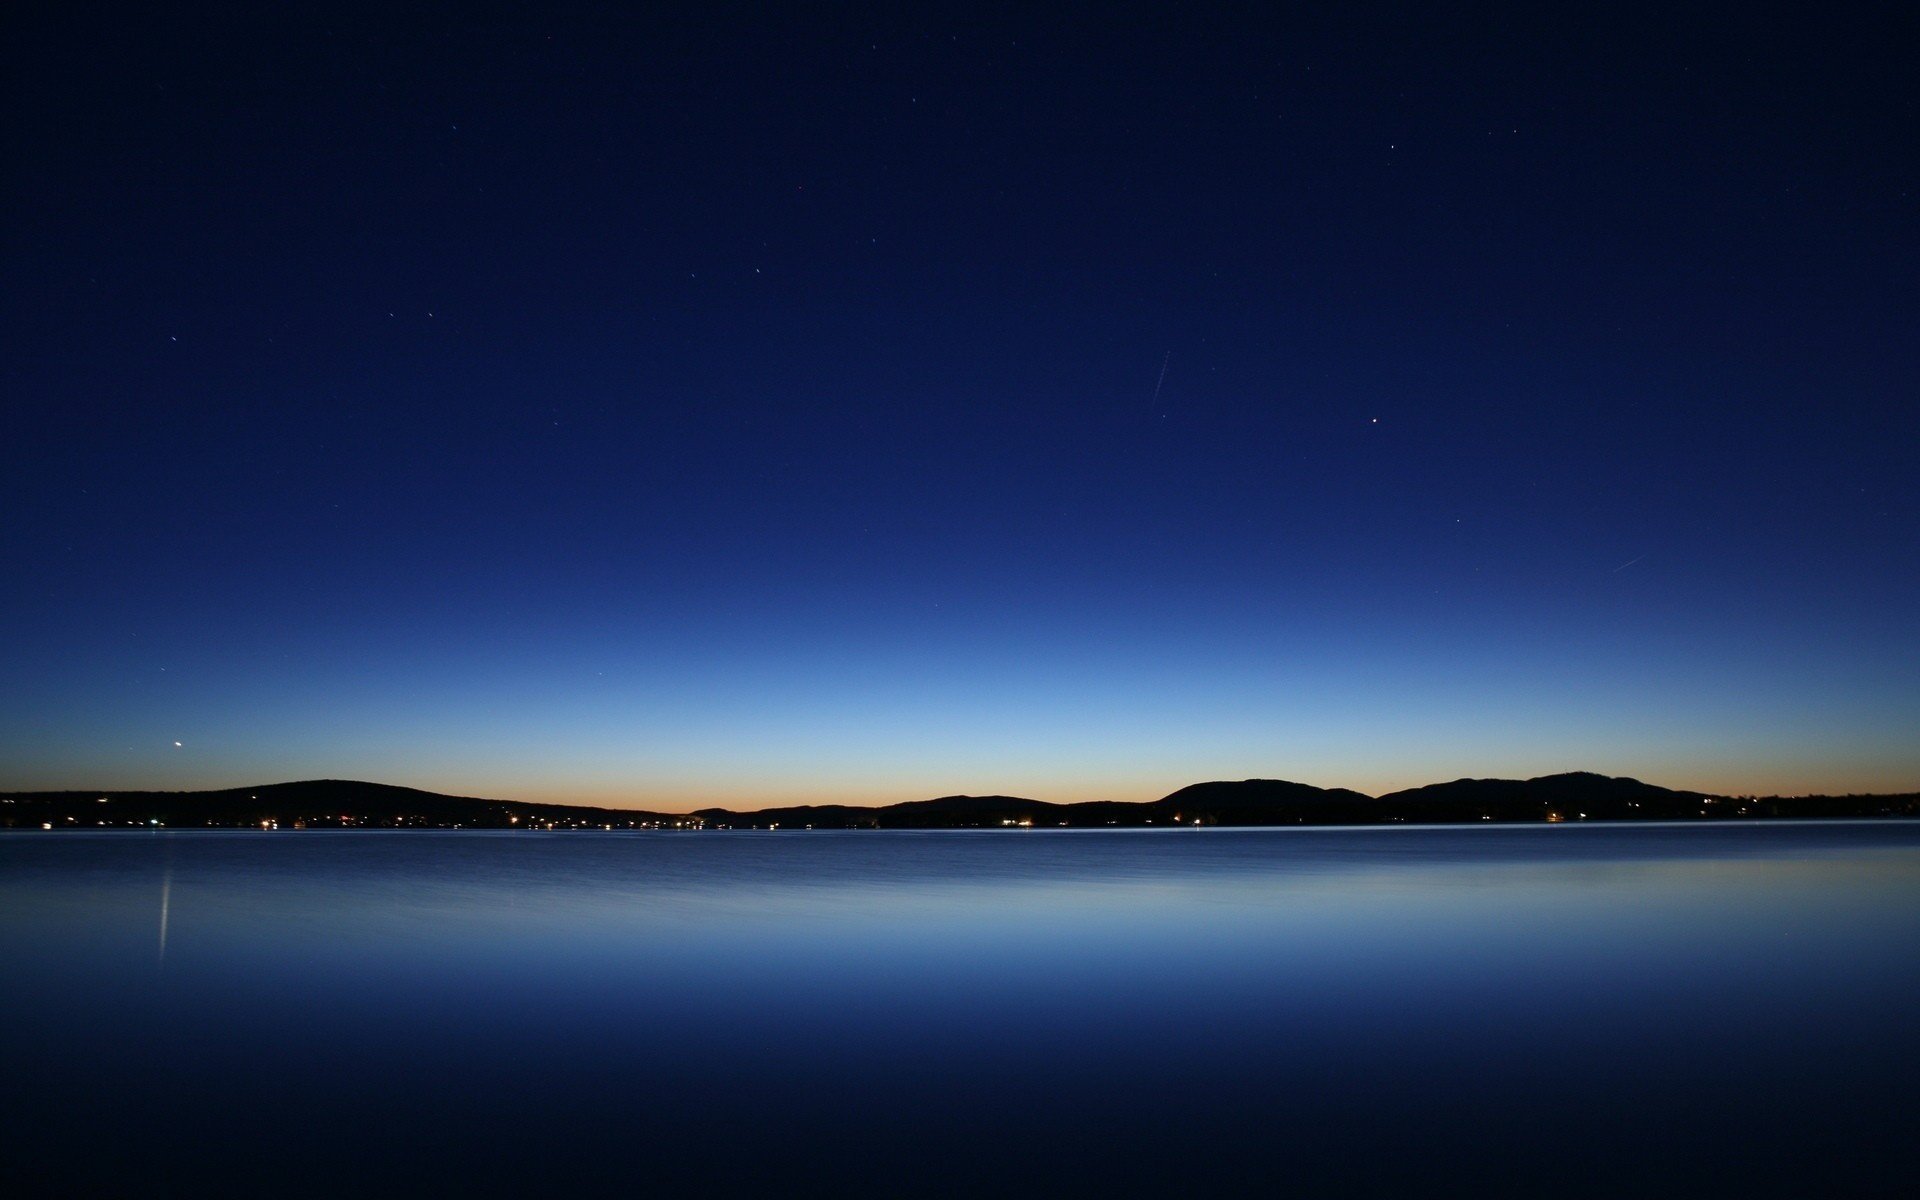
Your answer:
[1150,351,1170,406]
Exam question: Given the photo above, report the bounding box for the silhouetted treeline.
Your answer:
[0,780,674,831]
[5,772,1916,831]
[695,774,1919,827]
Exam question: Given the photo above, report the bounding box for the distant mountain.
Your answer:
[895,794,1048,814]
[1373,771,1714,822]
[3,772,1916,830]
[0,779,675,830]
[1152,779,1377,825]
[882,795,1059,826]
[689,803,882,828]
[696,795,1056,828]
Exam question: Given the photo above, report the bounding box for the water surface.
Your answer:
[4,823,1916,1196]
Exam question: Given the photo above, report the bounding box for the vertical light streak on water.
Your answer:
[157,861,171,968]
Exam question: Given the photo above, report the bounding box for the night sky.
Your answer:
[4,2,1915,809]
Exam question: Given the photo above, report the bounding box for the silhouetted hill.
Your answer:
[896,794,1048,814]
[1374,771,1714,822]
[690,803,884,828]
[1152,779,1377,825]
[4,772,1916,830]
[882,795,1057,827]
[695,795,1057,828]
[0,779,675,830]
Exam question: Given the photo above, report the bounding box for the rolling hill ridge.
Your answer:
[3,771,1915,829]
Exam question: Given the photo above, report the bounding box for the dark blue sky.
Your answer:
[5,1,1915,807]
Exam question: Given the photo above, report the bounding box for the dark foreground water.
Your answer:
[3,823,1917,1198]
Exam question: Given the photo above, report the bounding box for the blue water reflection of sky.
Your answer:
[2,825,1917,1197]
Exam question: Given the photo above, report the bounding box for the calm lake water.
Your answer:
[3,823,1917,1197]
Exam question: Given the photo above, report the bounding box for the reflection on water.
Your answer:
[2,823,1918,1197]
[156,859,170,967]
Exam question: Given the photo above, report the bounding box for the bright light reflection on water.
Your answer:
[3,823,1917,1197]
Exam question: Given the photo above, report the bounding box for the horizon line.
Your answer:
[7,768,1918,816]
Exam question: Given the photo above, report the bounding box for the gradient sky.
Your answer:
[4,2,1916,809]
